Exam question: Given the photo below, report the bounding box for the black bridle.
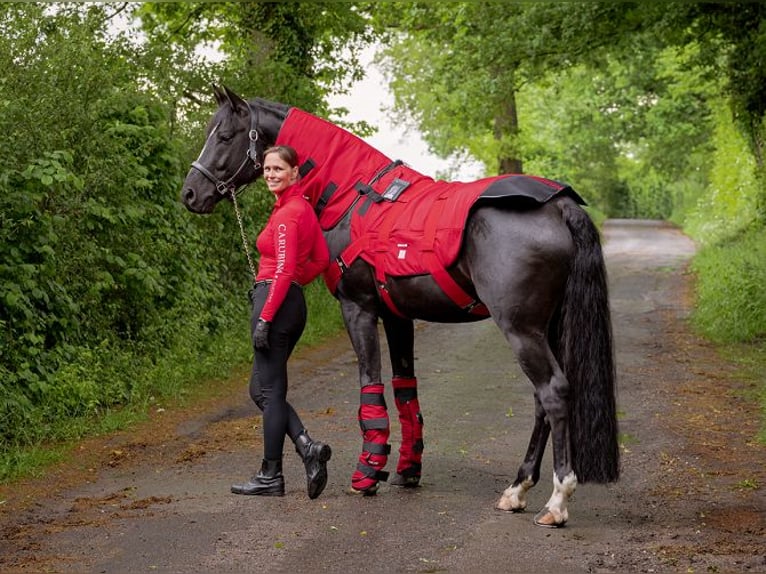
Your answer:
[190,103,264,196]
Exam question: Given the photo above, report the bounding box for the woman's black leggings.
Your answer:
[248,282,307,460]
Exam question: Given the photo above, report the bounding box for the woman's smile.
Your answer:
[263,155,298,195]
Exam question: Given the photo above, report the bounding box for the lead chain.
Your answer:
[230,189,258,284]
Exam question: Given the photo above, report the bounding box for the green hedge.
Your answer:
[691,227,766,343]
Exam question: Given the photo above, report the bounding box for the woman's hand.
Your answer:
[254,319,271,351]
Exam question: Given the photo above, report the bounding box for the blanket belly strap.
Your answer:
[427,266,489,316]
[333,191,490,319]
[323,232,409,319]
[379,285,407,319]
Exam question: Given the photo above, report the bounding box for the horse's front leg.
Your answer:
[382,312,423,487]
[339,297,391,495]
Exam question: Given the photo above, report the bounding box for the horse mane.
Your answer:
[249,97,291,117]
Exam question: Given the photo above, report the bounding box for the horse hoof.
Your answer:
[348,483,379,496]
[496,495,526,512]
[533,507,567,528]
[390,473,421,488]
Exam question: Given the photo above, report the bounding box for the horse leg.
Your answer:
[463,204,577,526]
[496,393,550,512]
[339,298,391,495]
[382,313,423,487]
[500,327,576,527]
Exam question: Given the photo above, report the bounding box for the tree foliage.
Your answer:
[372,2,660,177]
[137,2,374,117]
[372,1,765,348]
[0,4,221,443]
[372,2,765,221]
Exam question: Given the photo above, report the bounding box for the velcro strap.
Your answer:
[360,417,389,431]
[315,181,337,216]
[298,158,315,178]
[356,462,390,482]
[355,181,385,203]
[392,377,417,389]
[356,196,373,216]
[360,392,387,406]
[363,441,391,455]
[393,377,418,401]
[399,463,422,477]
[394,387,418,402]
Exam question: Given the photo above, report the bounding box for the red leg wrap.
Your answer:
[392,377,423,478]
[351,384,390,492]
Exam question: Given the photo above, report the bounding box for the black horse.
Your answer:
[182,86,619,527]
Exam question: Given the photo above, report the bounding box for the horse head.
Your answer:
[181,85,284,214]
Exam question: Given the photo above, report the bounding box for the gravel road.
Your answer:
[1,219,764,573]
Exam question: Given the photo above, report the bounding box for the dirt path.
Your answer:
[1,219,764,573]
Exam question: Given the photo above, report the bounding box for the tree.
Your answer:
[371,3,664,175]
[372,2,766,220]
[136,2,374,115]
[0,4,235,444]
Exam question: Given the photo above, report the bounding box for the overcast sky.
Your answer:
[327,46,484,181]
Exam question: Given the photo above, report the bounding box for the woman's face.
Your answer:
[263,153,298,195]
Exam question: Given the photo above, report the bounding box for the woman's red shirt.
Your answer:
[255,182,329,322]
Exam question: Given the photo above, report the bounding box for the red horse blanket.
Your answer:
[275,108,582,317]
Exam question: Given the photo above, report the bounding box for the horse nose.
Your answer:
[182,186,196,207]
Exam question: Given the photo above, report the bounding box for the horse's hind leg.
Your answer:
[382,313,423,487]
[464,204,577,526]
[496,394,550,512]
[499,326,576,527]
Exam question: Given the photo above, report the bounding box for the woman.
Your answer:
[231,145,332,499]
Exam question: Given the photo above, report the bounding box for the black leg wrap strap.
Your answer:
[360,392,387,407]
[360,417,389,431]
[363,441,391,455]
[394,387,418,401]
[413,439,424,454]
[356,462,390,482]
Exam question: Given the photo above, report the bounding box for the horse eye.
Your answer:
[218,132,234,143]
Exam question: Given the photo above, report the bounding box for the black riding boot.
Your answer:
[231,458,285,496]
[295,431,332,499]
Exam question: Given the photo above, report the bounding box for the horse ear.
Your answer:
[222,85,248,113]
[212,84,226,105]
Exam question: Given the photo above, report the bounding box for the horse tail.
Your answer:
[556,199,620,483]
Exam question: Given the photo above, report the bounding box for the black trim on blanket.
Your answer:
[299,157,316,178]
[315,182,338,217]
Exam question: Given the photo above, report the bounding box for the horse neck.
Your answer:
[250,98,290,145]
[272,107,395,228]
